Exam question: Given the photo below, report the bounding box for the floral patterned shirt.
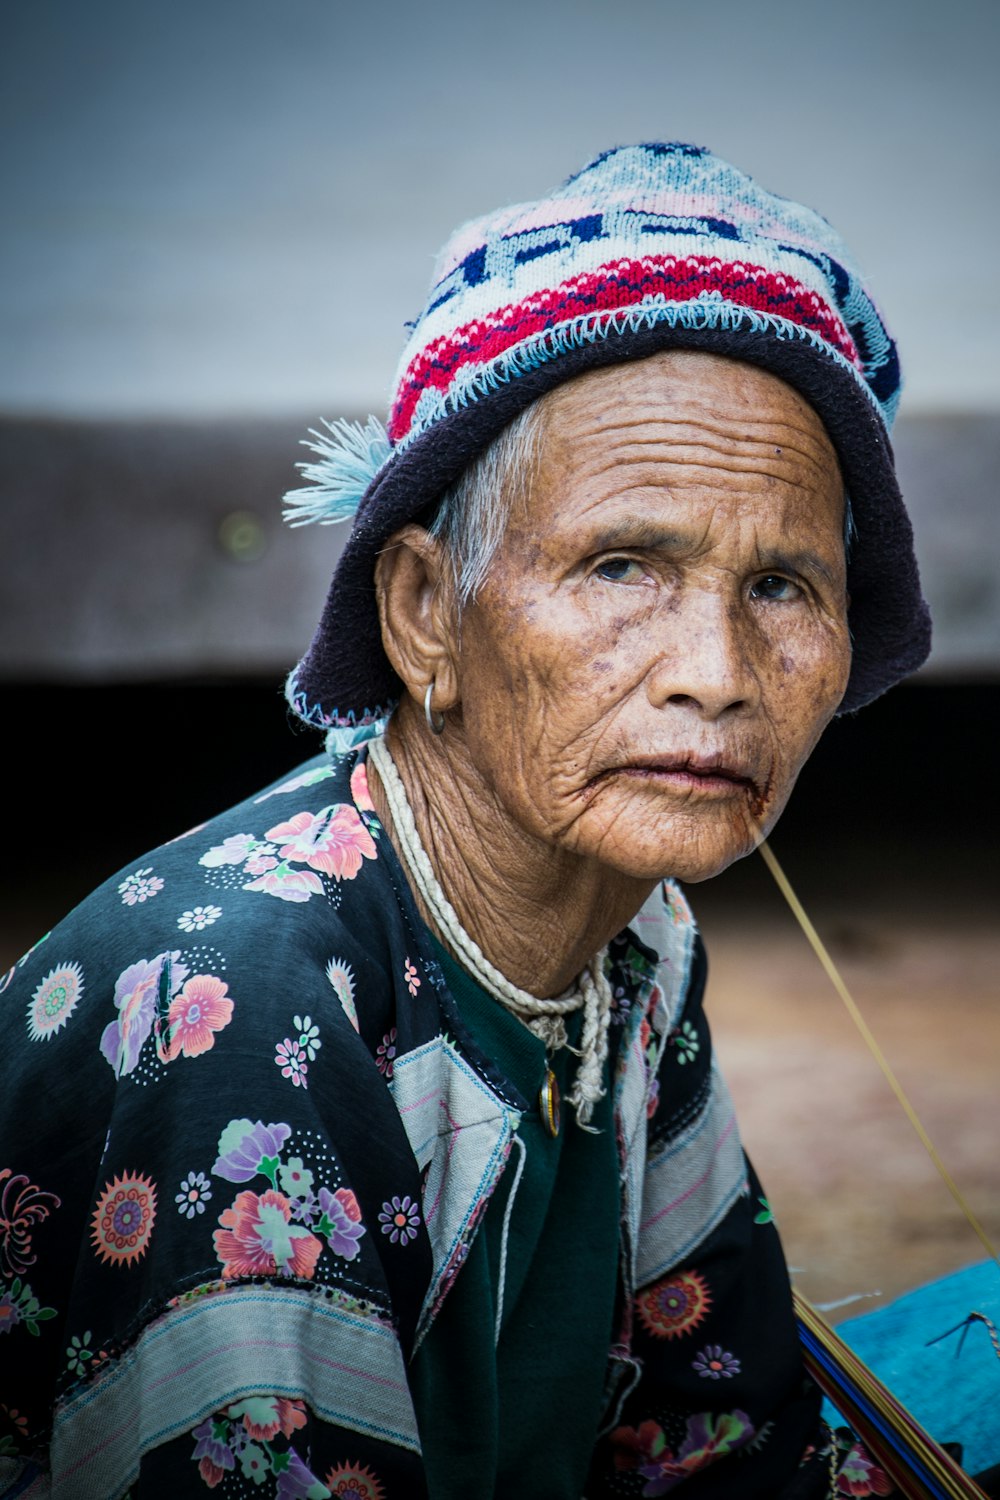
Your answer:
[0,745,891,1499]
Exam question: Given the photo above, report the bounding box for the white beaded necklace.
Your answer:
[366,734,613,1132]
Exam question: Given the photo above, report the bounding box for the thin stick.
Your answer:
[757,838,999,1271]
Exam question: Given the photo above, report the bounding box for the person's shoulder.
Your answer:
[2,750,394,1059]
[0,751,425,1479]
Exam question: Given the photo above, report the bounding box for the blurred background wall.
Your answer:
[2,0,997,1316]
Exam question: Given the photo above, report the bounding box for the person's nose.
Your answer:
[644,586,761,719]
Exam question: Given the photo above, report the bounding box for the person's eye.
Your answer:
[750,574,801,602]
[594,555,644,583]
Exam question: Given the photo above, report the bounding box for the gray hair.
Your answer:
[427,402,546,607]
[428,396,854,603]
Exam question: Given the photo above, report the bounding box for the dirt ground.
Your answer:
[694,846,1000,1324]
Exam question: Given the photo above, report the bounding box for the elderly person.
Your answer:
[1,144,929,1498]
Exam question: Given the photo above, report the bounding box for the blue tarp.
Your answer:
[821,1261,1000,1476]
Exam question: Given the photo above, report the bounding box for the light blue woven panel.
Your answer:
[821,1260,1000,1475]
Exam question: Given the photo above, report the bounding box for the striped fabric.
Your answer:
[387,143,900,452]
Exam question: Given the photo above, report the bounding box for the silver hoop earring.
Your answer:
[424,682,445,736]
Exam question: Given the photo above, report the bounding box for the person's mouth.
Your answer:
[591,753,764,803]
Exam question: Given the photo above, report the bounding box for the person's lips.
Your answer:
[593,753,762,799]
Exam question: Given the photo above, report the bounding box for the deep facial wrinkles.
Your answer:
[378,350,851,996]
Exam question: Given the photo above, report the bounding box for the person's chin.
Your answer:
[581,809,760,886]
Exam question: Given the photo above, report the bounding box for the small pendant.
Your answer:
[539,1067,561,1138]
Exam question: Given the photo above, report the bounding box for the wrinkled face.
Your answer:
[453,351,852,883]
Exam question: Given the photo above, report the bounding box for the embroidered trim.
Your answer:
[637,1063,749,1285]
[283,669,395,734]
[51,1284,420,1495]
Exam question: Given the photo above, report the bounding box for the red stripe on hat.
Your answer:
[389,255,860,443]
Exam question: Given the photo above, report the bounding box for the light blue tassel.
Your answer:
[282,416,392,527]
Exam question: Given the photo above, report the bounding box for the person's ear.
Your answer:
[374,525,461,712]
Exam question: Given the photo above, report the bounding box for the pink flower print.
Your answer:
[834,1439,894,1497]
[198,1455,229,1488]
[404,959,420,996]
[100,953,189,1077]
[317,1186,367,1260]
[226,1395,307,1442]
[27,962,84,1041]
[242,866,324,903]
[692,1344,741,1379]
[0,1169,61,1277]
[350,759,375,813]
[378,1194,421,1245]
[118,868,164,906]
[612,1410,754,1494]
[375,1027,397,1079]
[213,1189,322,1279]
[266,804,377,881]
[275,1038,308,1087]
[199,832,258,868]
[243,851,278,876]
[164,975,234,1060]
[611,1417,691,1490]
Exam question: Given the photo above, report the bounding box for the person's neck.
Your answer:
[367,702,656,997]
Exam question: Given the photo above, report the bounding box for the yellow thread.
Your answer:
[757,838,1000,1271]
[794,1290,991,1498]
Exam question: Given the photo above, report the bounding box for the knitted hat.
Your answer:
[284,142,930,731]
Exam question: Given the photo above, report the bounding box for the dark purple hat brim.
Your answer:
[290,323,931,725]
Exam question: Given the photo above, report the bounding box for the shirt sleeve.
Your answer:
[0,760,432,1498]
